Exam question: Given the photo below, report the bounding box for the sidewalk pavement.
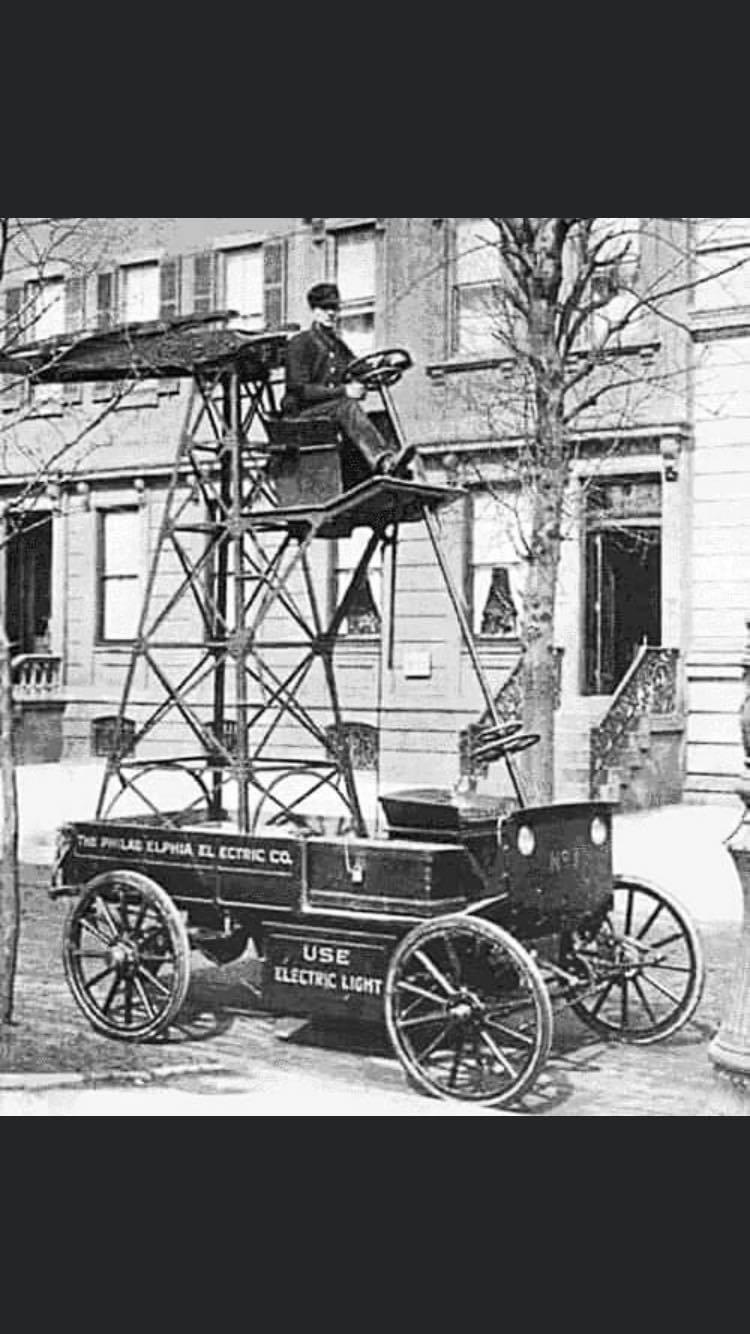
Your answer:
[0,1072,502,1117]
[612,801,744,926]
[14,759,746,926]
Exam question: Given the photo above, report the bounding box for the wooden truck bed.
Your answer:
[60,819,481,919]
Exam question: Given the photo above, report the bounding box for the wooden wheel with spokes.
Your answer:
[571,877,705,1045]
[385,916,553,1108]
[63,871,191,1042]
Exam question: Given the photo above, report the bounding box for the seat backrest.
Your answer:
[266,418,340,450]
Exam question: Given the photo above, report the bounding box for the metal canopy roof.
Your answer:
[0,314,296,384]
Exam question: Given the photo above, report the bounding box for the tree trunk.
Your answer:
[520,248,567,805]
[0,620,20,1027]
[520,472,565,804]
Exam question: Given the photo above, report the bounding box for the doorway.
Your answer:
[585,527,661,696]
[5,513,53,656]
[583,475,662,698]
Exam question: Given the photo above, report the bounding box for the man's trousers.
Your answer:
[293,399,396,473]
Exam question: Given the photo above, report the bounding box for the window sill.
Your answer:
[115,386,160,411]
[462,638,521,652]
[26,401,65,420]
[567,339,661,363]
[692,307,750,339]
[426,356,507,382]
[427,339,662,383]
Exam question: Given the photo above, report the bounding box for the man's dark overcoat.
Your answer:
[281,325,356,416]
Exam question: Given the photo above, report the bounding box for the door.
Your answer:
[5,514,53,656]
[585,526,661,696]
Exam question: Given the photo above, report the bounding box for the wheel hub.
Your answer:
[448,989,483,1025]
[618,936,652,979]
[109,939,138,972]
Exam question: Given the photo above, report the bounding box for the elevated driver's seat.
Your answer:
[265,416,373,507]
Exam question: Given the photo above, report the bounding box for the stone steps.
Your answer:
[554,696,610,802]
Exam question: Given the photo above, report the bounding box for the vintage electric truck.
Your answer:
[31,325,704,1109]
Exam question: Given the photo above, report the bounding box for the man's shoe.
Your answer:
[373,453,397,476]
[373,448,415,479]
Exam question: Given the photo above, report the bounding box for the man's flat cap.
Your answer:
[307,282,341,309]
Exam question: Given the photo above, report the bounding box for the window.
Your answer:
[454,218,503,357]
[27,278,66,343]
[694,335,750,425]
[120,262,160,324]
[585,218,643,347]
[471,493,522,639]
[334,528,382,637]
[693,219,750,312]
[333,227,376,358]
[3,277,79,411]
[92,716,136,760]
[1,288,27,412]
[223,246,264,330]
[23,279,66,409]
[98,509,141,643]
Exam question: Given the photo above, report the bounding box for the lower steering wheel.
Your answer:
[471,732,541,766]
[474,722,524,748]
[345,348,413,389]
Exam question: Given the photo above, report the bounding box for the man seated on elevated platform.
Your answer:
[281,284,400,481]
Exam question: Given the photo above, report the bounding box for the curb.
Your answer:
[0,1060,226,1094]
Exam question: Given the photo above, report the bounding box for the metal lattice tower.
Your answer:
[3,316,519,834]
[88,330,467,836]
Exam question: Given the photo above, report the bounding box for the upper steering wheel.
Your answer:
[345,348,413,389]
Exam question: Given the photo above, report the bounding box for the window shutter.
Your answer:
[94,273,116,400]
[97,272,116,331]
[158,258,182,395]
[63,277,86,405]
[325,233,337,283]
[1,288,25,412]
[160,258,182,321]
[193,252,215,316]
[4,286,24,346]
[65,276,86,335]
[263,240,288,330]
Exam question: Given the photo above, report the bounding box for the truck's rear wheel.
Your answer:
[63,871,191,1042]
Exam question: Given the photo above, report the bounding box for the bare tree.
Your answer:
[448,217,747,802]
[0,217,139,1026]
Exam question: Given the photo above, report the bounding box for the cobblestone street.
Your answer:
[0,864,740,1116]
